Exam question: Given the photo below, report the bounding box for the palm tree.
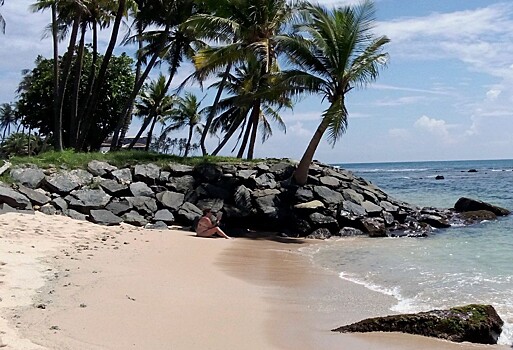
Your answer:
[0,103,18,142]
[281,1,389,185]
[0,0,5,34]
[158,92,203,158]
[129,75,175,151]
[186,0,296,158]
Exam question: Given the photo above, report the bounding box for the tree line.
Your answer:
[0,0,389,185]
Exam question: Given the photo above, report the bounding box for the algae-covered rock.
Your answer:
[332,304,503,344]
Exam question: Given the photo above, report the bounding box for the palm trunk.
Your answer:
[184,124,194,158]
[200,63,231,156]
[77,0,126,150]
[246,98,261,160]
[144,115,158,151]
[69,23,87,147]
[211,120,241,156]
[51,4,61,151]
[110,24,171,151]
[293,118,330,186]
[236,113,253,158]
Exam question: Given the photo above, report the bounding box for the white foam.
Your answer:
[498,320,513,345]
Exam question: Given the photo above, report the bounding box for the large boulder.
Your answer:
[332,304,503,345]
[67,189,111,214]
[177,202,202,223]
[0,185,32,209]
[134,163,161,183]
[126,196,158,216]
[10,167,45,189]
[87,160,117,177]
[454,197,510,216]
[98,179,129,196]
[111,168,132,184]
[67,169,93,186]
[130,182,154,197]
[43,173,80,194]
[314,186,343,205]
[156,191,184,211]
[17,185,50,206]
[89,209,123,226]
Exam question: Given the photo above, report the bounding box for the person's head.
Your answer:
[202,208,212,217]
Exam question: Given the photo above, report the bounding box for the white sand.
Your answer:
[0,212,508,349]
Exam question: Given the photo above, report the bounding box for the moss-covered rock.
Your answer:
[332,304,503,344]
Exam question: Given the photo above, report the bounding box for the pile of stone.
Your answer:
[0,159,509,238]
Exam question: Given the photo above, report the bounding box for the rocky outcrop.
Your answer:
[0,160,509,236]
[454,197,510,216]
[332,304,503,345]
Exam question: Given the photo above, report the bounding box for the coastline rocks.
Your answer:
[0,159,509,238]
[454,197,510,216]
[332,304,503,345]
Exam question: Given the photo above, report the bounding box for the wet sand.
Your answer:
[0,212,508,349]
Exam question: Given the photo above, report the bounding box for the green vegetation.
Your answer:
[1,0,389,185]
[7,150,262,169]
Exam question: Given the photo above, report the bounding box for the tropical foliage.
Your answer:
[1,0,389,187]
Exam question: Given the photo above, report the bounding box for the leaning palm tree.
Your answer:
[0,103,18,142]
[282,1,389,185]
[158,92,203,158]
[0,0,5,34]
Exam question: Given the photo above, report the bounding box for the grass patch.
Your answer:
[6,149,265,170]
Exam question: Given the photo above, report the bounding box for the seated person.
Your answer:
[195,208,231,239]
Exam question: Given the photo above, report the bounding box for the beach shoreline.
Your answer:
[0,212,509,349]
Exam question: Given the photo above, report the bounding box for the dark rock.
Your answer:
[342,201,367,217]
[254,194,279,217]
[269,162,295,180]
[43,173,80,194]
[196,198,224,212]
[342,189,364,205]
[10,167,45,189]
[156,191,184,211]
[254,173,276,189]
[382,211,395,226]
[418,214,451,228]
[319,176,340,187]
[98,179,129,196]
[307,227,331,239]
[454,197,510,216]
[111,168,132,184]
[122,211,148,227]
[360,217,386,237]
[204,183,231,200]
[295,188,314,202]
[0,185,32,209]
[314,186,343,205]
[435,175,445,180]
[177,202,202,223]
[361,201,382,216]
[87,160,117,177]
[0,203,19,213]
[458,210,497,223]
[468,169,478,173]
[126,196,158,215]
[309,212,338,231]
[167,175,195,194]
[134,163,161,183]
[145,221,168,230]
[332,304,503,345]
[89,209,122,226]
[338,227,366,236]
[153,209,175,224]
[105,198,133,216]
[52,197,68,211]
[130,182,154,197]
[194,163,222,182]
[234,185,252,211]
[63,209,87,221]
[17,185,50,206]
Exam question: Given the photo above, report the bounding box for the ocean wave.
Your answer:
[338,271,402,300]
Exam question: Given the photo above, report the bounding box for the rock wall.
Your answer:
[0,159,486,238]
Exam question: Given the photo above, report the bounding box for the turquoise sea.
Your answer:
[302,159,513,345]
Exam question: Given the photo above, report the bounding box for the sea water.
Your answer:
[302,159,513,345]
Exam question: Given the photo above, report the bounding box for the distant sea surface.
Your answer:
[300,159,513,345]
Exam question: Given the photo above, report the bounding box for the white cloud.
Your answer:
[375,95,428,107]
[388,128,410,139]
[486,89,501,101]
[414,115,451,140]
[289,122,312,137]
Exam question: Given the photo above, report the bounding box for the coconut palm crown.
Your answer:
[281,1,390,185]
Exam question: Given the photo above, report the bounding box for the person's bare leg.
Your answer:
[197,227,231,239]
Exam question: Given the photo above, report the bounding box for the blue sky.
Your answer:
[1,0,512,163]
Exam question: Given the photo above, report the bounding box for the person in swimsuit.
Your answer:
[195,208,231,239]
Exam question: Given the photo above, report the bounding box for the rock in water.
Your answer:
[332,304,503,344]
[454,197,510,216]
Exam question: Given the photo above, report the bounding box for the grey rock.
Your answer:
[154,209,175,224]
[324,167,354,182]
[309,212,338,231]
[314,186,343,205]
[130,182,154,197]
[40,204,57,215]
[67,169,93,186]
[52,197,68,211]
[196,198,224,212]
[234,185,252,211]
[68,189,111,213]
[63,209,87,221]
[0,185,32,209]
[17,185,50,206]
[342,201,367,217]
[361,201,382,215]
[269,162,295,179]
[177,202,202,223]
[236,169,257,179]
[342,189,364,205]
[167,175,195,193]
[126,196,158,216]
[159,171,170,183]
[111,168,132,184]
[105,198,132,216]
[294,200,324,210]
[418,214,451,228]
[295,188,314,202]
[360,217,386,237]
[307,228,331,240]
[134,163,161,183]
[254,194,278,217]
[454,197,510,216]
[99,179,129,196]
[89,209,122,226]
[87,160,117,177]
[338,227,366,237]
[0,203,19,214]
[382,211,395,226]
[380,201,399,213]
[254,173,276,189]
[156,191,184,211]
[122,211,148,227]
[319,176,340,188]
[253,188,280,198]
[44,173,80,194]
[10,167,45,188]
[145,221,168,230]
[167,163,194,175]
[255,163,270,172]
[194,163,222,182]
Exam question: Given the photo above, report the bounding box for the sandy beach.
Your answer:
[0,212,508,349]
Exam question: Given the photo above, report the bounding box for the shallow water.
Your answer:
[304,159,513,345]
